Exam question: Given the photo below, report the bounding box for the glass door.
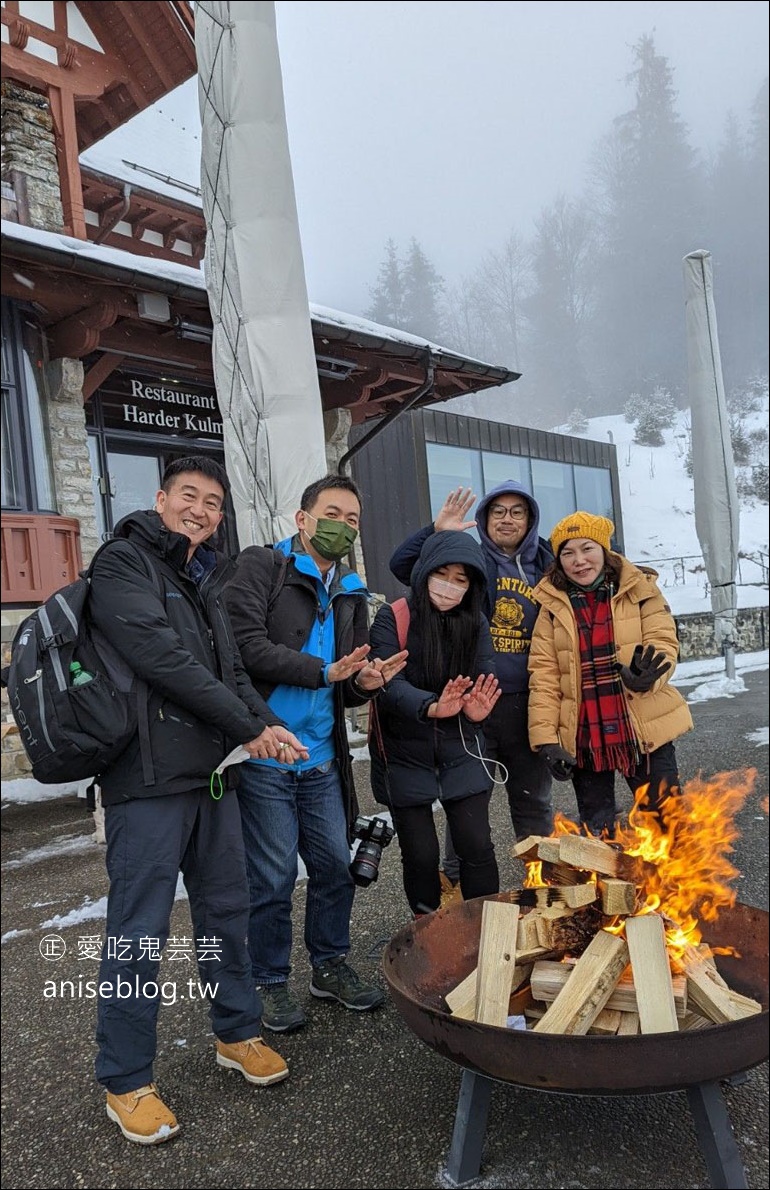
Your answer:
[106,449,162,532]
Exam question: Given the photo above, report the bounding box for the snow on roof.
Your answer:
[2,220,490,365]
[79,90,203,206]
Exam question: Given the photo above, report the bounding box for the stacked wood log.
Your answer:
[442,835,762,1034]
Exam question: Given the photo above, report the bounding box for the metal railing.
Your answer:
[634,551,769,590]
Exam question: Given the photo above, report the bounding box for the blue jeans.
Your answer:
[237,761,355,982]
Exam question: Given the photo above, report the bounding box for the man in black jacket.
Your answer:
[225,474,406,1034]
[88,457,307,1146]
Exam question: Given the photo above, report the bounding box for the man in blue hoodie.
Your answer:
[390,482,554,844]
[225,475,407,1034]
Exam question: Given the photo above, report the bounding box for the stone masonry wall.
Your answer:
[675,605,768,661]
[1,80,64,232]
[45,358,100,565]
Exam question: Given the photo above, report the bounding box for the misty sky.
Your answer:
[174,2,768,320]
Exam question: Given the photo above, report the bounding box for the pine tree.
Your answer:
[366,238,405,328]
[523,194,595,426]
[589,34,703,408]
[401,238,445,341]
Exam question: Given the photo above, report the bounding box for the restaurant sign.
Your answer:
[88,374,223,439]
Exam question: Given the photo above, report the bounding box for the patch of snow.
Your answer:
[1,928,33,945]
[36,873,188,932]
[672,650,768,689]
[687,675,747,703]
[3,834,95,869]
[745,727,769,747]
[1,777,91,805]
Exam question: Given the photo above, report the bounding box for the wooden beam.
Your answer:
[48,298,119,359]
[558,835,650,882]
[118,3,177,91]
[82,352,125,402]
[447,962,532,1021]
[48,84,85,239]
[625,914,679,1034]
[598,879,638,916]
[474,901,520,1027]
[532,931,629,1035]
[531,959,687,1018]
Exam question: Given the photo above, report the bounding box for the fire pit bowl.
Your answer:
[383,893,769,1095]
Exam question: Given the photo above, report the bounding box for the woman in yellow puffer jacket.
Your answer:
[528,512,693,836]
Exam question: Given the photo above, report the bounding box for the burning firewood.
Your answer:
[531,958,687,1017]
[625,913,680,1033]
[443,770,763,1034]
[598,878,638,916]
[532,930,630,1034]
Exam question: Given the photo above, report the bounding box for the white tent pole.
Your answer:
[683,250,739,679]
[196,1,327,547]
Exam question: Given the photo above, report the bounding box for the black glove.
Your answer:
[539,743,576,781]
[617,644,671,693]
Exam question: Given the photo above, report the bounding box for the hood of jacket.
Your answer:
[112,508,224,577]
[409,529,488,593]
[476,480,544,567]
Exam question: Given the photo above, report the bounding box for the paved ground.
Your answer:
[1,669,767,1190]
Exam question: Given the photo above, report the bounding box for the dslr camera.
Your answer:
[350,814,395,887]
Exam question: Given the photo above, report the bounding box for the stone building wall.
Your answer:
[1,80,64,232]
[45,358,101,566]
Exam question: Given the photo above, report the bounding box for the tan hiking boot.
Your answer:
[440,870,463,908]
[105,1083,179,1145]
[216,1036,289,1086]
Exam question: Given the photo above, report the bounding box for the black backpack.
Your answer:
[2,541,159,784]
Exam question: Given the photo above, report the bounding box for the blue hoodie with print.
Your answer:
[389,480,553,693]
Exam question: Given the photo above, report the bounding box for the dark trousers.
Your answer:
[392,791,499,914]
[572,742,682,837]
[95,789,262,1094]
[443,692,553,880]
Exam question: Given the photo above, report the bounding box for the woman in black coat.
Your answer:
[369,531,501,914]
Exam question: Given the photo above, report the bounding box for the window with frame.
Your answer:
[1,300,56,513]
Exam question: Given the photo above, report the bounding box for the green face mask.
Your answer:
[304,513,358,562]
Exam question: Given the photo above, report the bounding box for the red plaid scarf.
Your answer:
[570,582,639,775]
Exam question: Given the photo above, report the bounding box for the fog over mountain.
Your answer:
[164,2,768,425]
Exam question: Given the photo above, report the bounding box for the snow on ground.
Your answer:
[2,834,95,870]
[745,727,769,748]
[1,778,91,806]
[556,397,769,616]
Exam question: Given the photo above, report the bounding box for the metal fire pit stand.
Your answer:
[445,1069,749,1189]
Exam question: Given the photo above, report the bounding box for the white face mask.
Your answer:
[427,576,467,610]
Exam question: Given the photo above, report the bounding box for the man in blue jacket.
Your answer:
[225,474,407,1034]
[390,482,554,845]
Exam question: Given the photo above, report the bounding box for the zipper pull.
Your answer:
[158,707,165,722]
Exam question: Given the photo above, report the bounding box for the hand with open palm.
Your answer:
[426,676,474,719]
[462,674,501,722]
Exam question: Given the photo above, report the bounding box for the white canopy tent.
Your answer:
[195,1,327,546]
[683,249,740,678]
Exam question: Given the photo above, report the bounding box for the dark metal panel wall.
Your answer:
[350,408,624,598]
[349,414,427,600]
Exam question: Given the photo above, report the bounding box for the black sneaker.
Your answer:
[309,958,385,1011]
[257,983,307,1033]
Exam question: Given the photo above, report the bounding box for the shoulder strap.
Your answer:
[84,539,163,599]
[85,539,160,786]
[391,597,410,650]
[267,549,289,613]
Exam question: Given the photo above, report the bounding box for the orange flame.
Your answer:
[615,768,756,952]
[528,768,757,958]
